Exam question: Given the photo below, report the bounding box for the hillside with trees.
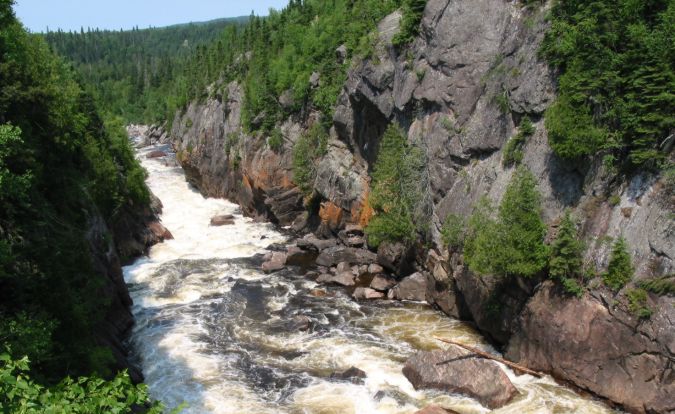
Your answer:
[1,1,161,410]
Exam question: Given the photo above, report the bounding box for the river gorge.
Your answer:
[123,144,619,414]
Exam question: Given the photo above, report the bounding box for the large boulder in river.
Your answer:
[388,272,427,301]
[210,214,235,226]
[315,246,377,267]
[353,287,385,300]
[403,348,518,409]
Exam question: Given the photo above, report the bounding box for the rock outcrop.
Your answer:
[506,282,675,414]
[403,348,518,409]
[168,0,675,411]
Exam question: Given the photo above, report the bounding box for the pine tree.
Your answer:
[604,236,634,290]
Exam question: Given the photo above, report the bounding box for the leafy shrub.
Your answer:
[561,277,584,298]
[465,167,548,278]
[268,128,283,152]
[603,237,634,290]
[441,213,465,251]
[503,116,535,167]
[0,353,164,413]
[365,124,429,248]
[608,194,621,206]
[392,0,428,47]
[626,288,652,319]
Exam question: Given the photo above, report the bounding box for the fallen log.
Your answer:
[434,336,542,378]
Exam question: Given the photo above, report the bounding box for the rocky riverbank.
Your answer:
[145,0,673,412]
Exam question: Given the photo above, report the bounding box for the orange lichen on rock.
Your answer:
[319,201,343,230]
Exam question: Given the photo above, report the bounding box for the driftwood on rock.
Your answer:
[434,337,542,378]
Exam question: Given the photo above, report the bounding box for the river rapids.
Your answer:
[123,144,618,414]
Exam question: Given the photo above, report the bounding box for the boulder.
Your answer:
[377,241,415,276]
[335,44,348,64]
[210,214,235,226]
[388,272,427,301]
[370,275,397,291]
[285,246,316,267]
[146,150,166,159]
[261,252,287,273]
[317,272,355,287]
[336,261,352,274]
[403,348,518,409]
[330,366,367,384]
[414,406,459,414]
[309,71,321,88]
[297,234,338,252]
[147,221,173,241]
[368,263,384,274]
[353,287,385,300]
[315,246,378,268]
[288,315,311,331]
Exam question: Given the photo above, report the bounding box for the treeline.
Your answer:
[43,17,247,123]
[542,0,674,170]
[1,1,160,410]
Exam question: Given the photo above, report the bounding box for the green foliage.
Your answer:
[493,90,510,114]
[465,167,548,278]
[662,165,675,195]
[0,1,152,387]
[549,210,584,280]
[503,116,534,167]
[541,0,674,169]
[441,213,465,251]
[0,353,163,413]
[603,237,634,290]
[549,210,585,296]
[292,123,328,196]
[637,276,675,296]
[268,128,283,152]
[43,18,246,124]
[365,124,428,248]
[626,288,652,319]
[393,0,428,47]
[608,194,621,207]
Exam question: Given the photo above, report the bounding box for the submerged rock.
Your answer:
[210,214,235,226]
[403,348,518,409]
[330,366,367,384]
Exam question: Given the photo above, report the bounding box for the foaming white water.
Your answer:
[124,145,618,414]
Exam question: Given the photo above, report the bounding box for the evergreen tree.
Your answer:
[549,210,585,296]
[466,167,548,278]
[365,124,428,248]
[604,236,634,290]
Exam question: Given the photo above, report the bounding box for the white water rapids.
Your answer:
[123,144,619,414]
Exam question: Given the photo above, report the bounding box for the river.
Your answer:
[123,144,618,414]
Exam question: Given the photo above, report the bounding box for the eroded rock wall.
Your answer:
[168,1,674,411]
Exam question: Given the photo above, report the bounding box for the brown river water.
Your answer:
[123,144,619,414]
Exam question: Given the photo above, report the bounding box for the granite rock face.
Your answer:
[168,1,675,411]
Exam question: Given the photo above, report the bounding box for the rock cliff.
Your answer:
[167,0,674,412]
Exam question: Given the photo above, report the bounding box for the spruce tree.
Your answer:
[465,167,548,278]
[549,210,585,296]
[496,166,549,277]
[604,237,634,290]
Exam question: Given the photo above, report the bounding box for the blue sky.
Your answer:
[14,0,289,32]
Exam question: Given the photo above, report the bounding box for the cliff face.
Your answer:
[168,0,674,412]
[87,196,170,382]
